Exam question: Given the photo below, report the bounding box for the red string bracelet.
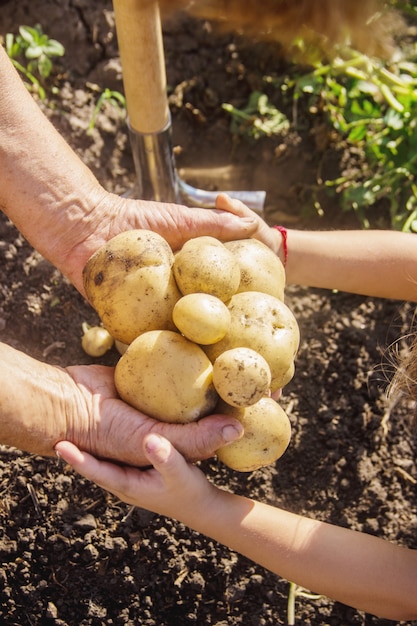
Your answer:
[273,225,288,267]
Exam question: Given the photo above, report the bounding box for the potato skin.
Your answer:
[173,236,241,301]
[81,326,114,357]
[172,293,231,345]
[215,398,291,472]
[225,238,286,300]
[212,347,271,407]
[114,330,218,423]
[205,291,300,392]
[83,230,181,344]
[115,339,129,355]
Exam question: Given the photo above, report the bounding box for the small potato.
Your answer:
[215,398,291,472]
[225,238,286,300]
[115,330,218,423]
[81,325,114,357]
[172,293,231,345]
[83,230,181,345]
[213,347,271,407]
[173,236,241,301]
[205,291,300,392]
[115,339,129,355]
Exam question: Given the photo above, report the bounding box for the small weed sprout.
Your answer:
[287,581,324,625]
[88,88,126,133]
[5,24,65,100]
[222,91,289,141]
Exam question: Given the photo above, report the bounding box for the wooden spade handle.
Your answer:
[112,0,169,133]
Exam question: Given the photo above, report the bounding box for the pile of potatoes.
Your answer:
[82,230,300,472]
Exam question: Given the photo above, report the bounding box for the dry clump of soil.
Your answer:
[0,1,416,625]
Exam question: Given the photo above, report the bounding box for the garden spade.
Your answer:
[112,0,266,214]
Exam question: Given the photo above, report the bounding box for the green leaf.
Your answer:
[384,109,404,129]
[37,55,52,79]
[44,39,65,57]
[25,45,43,59]
[354,80,379,97]
[348,124,367,142]
[18,25,38,45]
[5,33,16,57]
[296,74,323,95]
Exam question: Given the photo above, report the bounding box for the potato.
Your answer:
[173,236,241,301]
[172,293,231,345]
[280,361,295,389]
[115,339,129,355]
[81,325,114,357]
[225,238,286,300]
[83,230,181,344]
[215,398,291,472]
[114,330,218,423]
[212,347,271,407]
[204,291,300,392]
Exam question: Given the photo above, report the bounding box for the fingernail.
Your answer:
[222,424,243,443]
[144,434,171,463]
[144,433,164,454]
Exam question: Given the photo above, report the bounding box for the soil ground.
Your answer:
[0,1,416,625]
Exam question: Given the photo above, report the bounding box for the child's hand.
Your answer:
[55,434,216,520]
[216,193,284,260]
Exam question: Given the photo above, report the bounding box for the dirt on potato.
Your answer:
[0,1,416,625]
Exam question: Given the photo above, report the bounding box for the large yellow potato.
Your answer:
[212,347,271,407]
[215,398,292,472]
[114,330,218,423]
[173,236,241,301]
[225,238,286,300]
[83,230,181,344]
[172,293,231,345]
[204,291,300,392]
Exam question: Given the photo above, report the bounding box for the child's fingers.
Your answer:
[56,436,186,492]
[55,440,141,497]
[55,440,89,467]
[55,440,120,485]
[215,193,281,254]
[142,433,190,486]
[216,193,252,218]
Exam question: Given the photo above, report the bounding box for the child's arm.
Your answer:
[217,194,417,302]
[56,436,417,621]
[285,229,417,302]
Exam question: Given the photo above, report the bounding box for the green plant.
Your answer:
[5,24,65,99]
[88,88,126,133]
[222,90,289,141]
[287,582,324,625]
[288,47,417,231]
[221,2,417,231]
